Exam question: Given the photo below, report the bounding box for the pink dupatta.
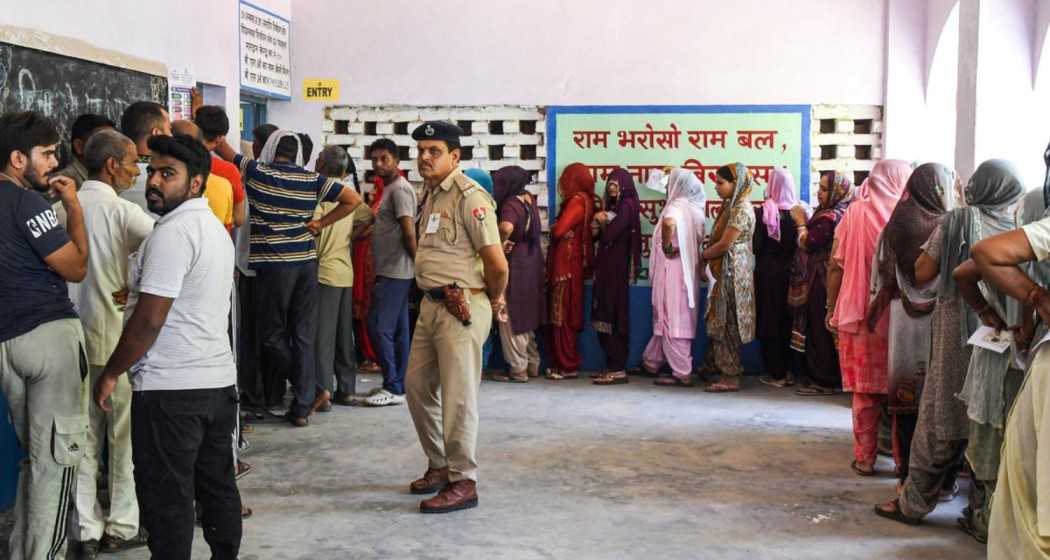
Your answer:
[830,160,912,334]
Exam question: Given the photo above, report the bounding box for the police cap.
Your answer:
[411,120,463,149]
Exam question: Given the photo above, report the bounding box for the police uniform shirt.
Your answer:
[415,167,500,290]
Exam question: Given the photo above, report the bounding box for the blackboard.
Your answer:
[0,41,167,161]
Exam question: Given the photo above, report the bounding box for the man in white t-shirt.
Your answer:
[94,134,240,560]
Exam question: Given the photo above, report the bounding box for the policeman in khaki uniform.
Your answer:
[406,121,508,513]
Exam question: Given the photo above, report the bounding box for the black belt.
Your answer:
[423,287,448,301]
[422,287,485,301]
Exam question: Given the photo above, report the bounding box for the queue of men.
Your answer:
[1,100,505,560]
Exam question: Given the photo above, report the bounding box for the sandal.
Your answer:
[851,459,876,477]
[491,372,529,383]
[704,381,739,393]
[235,460,252,480]
[359,361,381,373]
[873,499,922,526]
[593,372,629,385]
[796,385,837,396]
[957,515,988,544]
[654,375,695,387]
[629,367,659,378]
[758,375,794,388]
[545,369,578,380]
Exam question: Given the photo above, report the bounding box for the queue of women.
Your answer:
[487,157,1045,547]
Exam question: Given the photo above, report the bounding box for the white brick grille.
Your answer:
[810,104,884,198]
[323,105,549,225]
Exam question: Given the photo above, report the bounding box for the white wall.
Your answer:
[269,0,888,149]
[2,0,291,139]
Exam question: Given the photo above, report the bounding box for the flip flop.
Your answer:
[873,499,922,526]
[491,372,528,383]
[593,373,629,385]
[851,459,875,477]
[957,515,987,544]
[704,382,739,393]
[654,376,695,387]
[796,385,837,396]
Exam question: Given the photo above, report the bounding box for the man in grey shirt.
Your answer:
[365,138,417,406]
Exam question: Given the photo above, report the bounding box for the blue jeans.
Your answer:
[367,276,412,395]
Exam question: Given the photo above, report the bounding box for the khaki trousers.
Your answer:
[74,365,138,542]
[0,318,87,560]
[406,293,491,482]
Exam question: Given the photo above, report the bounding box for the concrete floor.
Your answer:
[3,373,986,559]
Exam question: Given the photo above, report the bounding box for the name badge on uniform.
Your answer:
[425,213,441,235]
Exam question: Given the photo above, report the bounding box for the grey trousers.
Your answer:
[0,318,88,560]
[315,284,357,395]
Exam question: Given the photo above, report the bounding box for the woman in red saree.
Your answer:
[546,163,596,379]
[352,176,385,373]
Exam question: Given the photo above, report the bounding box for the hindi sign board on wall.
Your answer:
[546,105,811,281]
[239,1,291,99]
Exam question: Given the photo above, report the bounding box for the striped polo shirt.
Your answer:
[235,154,344,268]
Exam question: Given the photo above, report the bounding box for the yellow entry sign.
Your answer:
[303,79,340,101]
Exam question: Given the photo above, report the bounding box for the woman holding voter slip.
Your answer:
[875,159,1024,526]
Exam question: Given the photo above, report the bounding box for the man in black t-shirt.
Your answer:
[0,111,90,560]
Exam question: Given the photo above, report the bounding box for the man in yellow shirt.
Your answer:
[172,120,233,231]
[312,145,373,408]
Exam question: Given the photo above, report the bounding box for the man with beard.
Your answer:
[94,134,241,559]
[60,129,153,559]
[0,111,90,560]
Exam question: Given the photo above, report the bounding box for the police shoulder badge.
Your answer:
[472,206,487,221]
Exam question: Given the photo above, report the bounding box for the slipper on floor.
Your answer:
[796,385,837,396]
[545,369,578,380]
[704,382,739,393]
[957,515,988,544]
[851,459,875,477]
[654,376,695,387]
[491,373,529,383]
[874,499,922,526]
[235,461,252,480]
[593,374,629,386]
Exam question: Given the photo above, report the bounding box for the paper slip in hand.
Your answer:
[967,325,1012,354]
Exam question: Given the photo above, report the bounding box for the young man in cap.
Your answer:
[405,121,508,513]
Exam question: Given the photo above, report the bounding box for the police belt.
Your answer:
[423,287,485,301]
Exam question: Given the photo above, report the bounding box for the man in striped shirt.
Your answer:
[215,129,364,427]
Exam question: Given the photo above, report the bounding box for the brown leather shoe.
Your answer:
[309,390,332,416]
[420,480,478,513]
[409,467,449,495]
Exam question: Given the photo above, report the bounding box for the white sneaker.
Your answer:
[364,389,406,407]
